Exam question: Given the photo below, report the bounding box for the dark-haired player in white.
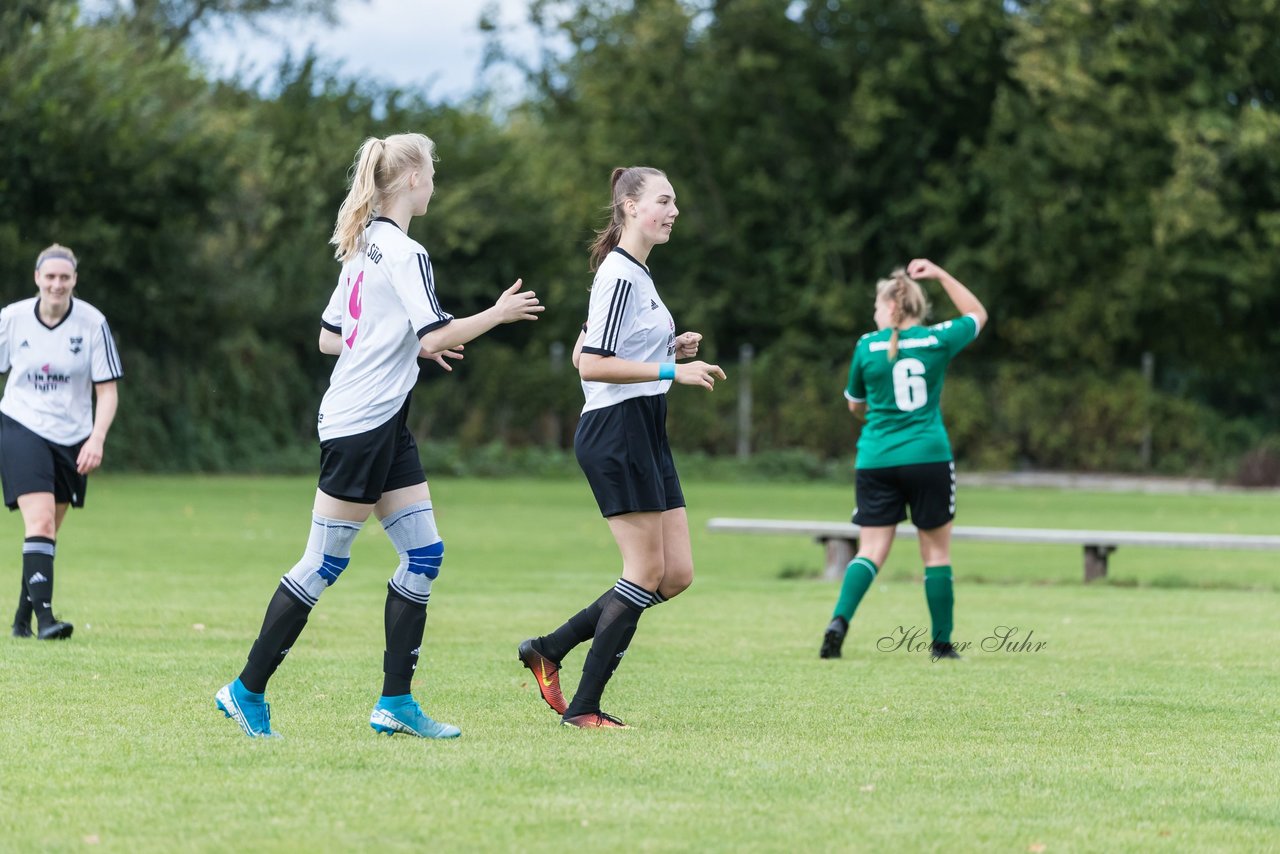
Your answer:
[518,166,723,728]
[820,259,986,661]
[3,243,121,640]
[215,133,542,739]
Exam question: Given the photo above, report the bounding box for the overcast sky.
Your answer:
[191,0,537,101]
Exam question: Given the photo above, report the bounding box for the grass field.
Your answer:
[1,475,1278,852]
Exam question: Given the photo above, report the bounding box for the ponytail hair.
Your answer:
[588,165,666,272]
[35,243,78,271]
[875,268,930,360]
[330,133,436,262]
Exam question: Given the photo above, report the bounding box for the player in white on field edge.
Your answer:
[3,243,122,641]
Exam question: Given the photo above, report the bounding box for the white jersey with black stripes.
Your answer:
[318,217,454,440]
[0,297,122,445]
[579,247,676,414]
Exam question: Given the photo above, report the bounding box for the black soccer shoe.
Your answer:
[11,622,33,639]
[820,616,848,659]
[930,641,961,661]
[36,620,74,640]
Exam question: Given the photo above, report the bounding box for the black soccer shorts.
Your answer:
[852,460,956,530]
[0,414,87,510]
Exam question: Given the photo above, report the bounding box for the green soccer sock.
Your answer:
[924,565,954,644]
[833,557,878,623]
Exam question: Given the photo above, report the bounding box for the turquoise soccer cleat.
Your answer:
[370,695,460,739]
[216,679,280,738]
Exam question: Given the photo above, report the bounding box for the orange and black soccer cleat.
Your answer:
[518,638,568,714]
[560,710,628,729]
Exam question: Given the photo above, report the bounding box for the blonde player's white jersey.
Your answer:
[0,297,123,445]
[579,248,676,414]
[318,218,453,440]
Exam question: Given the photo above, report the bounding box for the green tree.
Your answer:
[974,0,1280,417]
[89,0,349,55]
[3,0,1277,474]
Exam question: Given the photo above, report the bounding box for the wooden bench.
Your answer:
[705,517,1280,582]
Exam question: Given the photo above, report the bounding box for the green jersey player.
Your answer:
[820,259,987,661]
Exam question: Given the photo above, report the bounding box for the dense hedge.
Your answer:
[3,1,1278,481]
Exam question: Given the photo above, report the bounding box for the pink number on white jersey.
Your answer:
[345,272,364,349]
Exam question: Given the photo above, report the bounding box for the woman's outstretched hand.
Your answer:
[494,279,544,323]
[675,360,726,390]
[421,345,465,371]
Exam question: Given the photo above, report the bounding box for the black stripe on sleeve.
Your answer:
[320,320,342,334]
[602,279,632,353]
[581,346,614,357]
[99,321,123,380]
[417,254,448,320]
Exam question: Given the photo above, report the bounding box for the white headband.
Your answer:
[36,250,77,271]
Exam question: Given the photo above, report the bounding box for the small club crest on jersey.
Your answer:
[69,335,83,354]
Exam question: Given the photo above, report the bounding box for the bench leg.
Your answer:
[1083,545,1114,582]
[822,537,859,581]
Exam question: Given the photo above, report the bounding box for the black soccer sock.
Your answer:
[538,588,613,662]
[382,583,427,697]
[239,583,312,694]
[13,572,33,630]
[562,580,651,718]
[23,537,56,629]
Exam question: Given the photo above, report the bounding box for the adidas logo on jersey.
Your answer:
[650,299,660,311]
[19,340,29,348]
